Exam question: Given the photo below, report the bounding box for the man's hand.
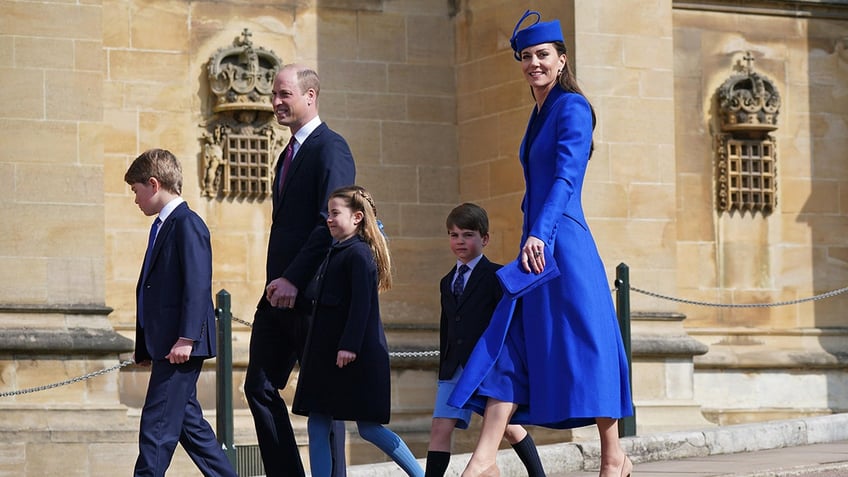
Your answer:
[266,277,299,309]
[165,337,194,364]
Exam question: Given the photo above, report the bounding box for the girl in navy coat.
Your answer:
[449,10,633,477]
[293,185,424,477]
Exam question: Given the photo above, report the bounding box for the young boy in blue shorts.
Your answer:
[425,203,546,477]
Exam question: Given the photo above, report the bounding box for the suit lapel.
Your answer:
[143,203,182,281]
[273,123,327,220]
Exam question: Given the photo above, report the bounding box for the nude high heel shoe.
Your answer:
[621,456,632,477]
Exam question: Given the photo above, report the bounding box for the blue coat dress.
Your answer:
[449,86,633,429]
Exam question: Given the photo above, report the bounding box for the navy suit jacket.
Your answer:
[135,201,216,362]
[264,122,356,303]
[438,255,503,380]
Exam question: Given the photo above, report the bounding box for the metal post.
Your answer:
[615,263,637,437]
[215,289,237,466]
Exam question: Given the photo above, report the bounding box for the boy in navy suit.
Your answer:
[126,148,236,477]
[425,203,546,477]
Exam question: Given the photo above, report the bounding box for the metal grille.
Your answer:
[236,444,265,477]
[224,134,273,198]
[720,137,777,214]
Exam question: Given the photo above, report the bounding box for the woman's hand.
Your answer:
[521,236,546,274]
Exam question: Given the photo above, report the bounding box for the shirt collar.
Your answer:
[157,197,184,223]
[456,254,483,274]
[292,116,322,150]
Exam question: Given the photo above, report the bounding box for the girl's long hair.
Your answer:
[329,185,392,292]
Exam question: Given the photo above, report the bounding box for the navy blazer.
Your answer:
[135,201,216,362]
[438,255,503,380]
[264,122,356,302]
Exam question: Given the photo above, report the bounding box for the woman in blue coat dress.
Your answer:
[448,10,633,477]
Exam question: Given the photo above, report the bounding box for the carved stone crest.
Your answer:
[201,29,285,199]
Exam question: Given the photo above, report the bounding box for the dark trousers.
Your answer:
[245,304,346,477]
[135,358,237,477]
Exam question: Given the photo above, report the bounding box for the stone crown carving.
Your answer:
[208,28,282,113]
[717,52,780,133]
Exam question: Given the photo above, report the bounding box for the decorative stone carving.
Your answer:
[201,29,285,199]
[715,52,780,215]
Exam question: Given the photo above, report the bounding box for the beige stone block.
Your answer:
[476,52,518,92]
[138,111,192,153]
[407,14,454,65]
[382,121,455,167]
[108,50,188,82]
[386,237,450,289]
[102,109,137,155]
[318,91,347,118]
[27,442,90,475]
[356,164,417,204]
[609,143,663,184]
[311,8,358,60]
[16,164,103,205]
[319,60,387,93]
[418,165,459,205]
[326,118,381,166]
[600,96,675,145]
[79,121,104,166]
[0,258,47,304]
[623,36,674,71]
[407,95,455,124]
[582,181,627,219]
[388,64,455,95]
[480,80,527,117]
[457,88,484,123]
[640,68,675,99]
[629,183,675,220]
[46,71,103,122]
[399,204,454,238]
[676,175,714,241]
[676,241,718,289]
[458,115,498,165]
[459,162,489,201]
[0,2,101,39]
[0,68,43,120]
[582,65,640,98]
[632,360,667,400]
[0,443,26,473]
[346,92,407,121]
[391,368,436,410]
[358,12,406,63]
[489,156,523,198]
[129,1,189,51]
[0,37,12,68]
[123,81,193,113]
[14,37,75,70]
[578,33,625,69]
[0,164,12,203]
[211,232,253,282]
[103,0,130,47]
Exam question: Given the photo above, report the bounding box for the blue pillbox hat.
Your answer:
[510,10,564,61]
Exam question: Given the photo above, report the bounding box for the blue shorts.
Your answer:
[432,367,473,430]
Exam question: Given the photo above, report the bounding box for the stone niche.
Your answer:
[714,51,780,215]
[201,29,285,200]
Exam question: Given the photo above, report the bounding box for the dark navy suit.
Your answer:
[438,256,503,381]
[133,201,236,477]
[245,122,355,477]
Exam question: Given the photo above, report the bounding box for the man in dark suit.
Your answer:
[425,203,544,477]
[245,64,355,477]
[126,148,236,477]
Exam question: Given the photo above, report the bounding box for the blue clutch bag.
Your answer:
[496,247,560,299]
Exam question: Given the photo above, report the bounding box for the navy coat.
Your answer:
[292,236,391,423]
[438,256,503,380]
[135,201,215,362]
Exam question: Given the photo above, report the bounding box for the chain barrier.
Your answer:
[0,359,134,398]
[626,284,848,308]
[6,282,847,397]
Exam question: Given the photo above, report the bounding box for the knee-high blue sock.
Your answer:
[308,413,333,477]
[356,421,423,477]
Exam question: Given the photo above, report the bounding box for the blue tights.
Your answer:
[307,413,423,477]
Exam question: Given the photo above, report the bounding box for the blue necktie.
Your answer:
[138,217,161,327]
[453,264,469,297]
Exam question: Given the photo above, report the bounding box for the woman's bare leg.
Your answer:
[596,418,630,477]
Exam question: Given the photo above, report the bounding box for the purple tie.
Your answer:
[453,264,469,297]
[278,136,296,195]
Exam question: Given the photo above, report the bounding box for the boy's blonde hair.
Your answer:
[329,185,392,292]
